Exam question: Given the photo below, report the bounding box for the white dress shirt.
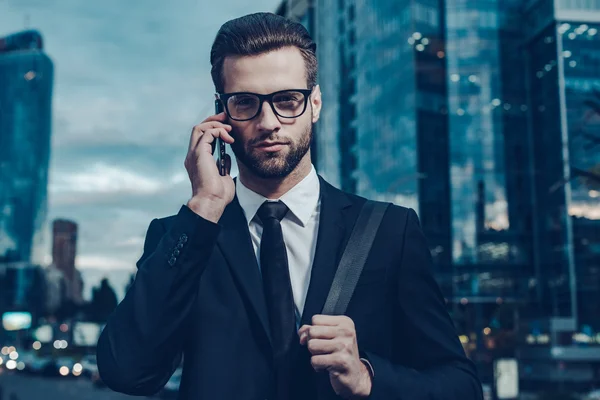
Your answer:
[236,165,321,326]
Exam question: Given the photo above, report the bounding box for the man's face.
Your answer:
[221,46,322,179]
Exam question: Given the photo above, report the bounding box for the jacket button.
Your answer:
[168,257,176,266]
[180,234,188,243]
[173,249,180,256]
[176,242,184,249]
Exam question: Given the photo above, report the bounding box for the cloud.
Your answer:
[0,0,280,296]
[50,163,163,194]
[76,254,134,270]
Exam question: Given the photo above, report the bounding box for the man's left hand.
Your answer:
[298,315,372,399]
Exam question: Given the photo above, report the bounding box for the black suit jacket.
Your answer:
[97,176,483,400]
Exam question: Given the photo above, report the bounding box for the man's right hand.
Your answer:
[184,112,235,223]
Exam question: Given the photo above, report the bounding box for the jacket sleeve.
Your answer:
[96,205,221,396]
[363,208,483,400]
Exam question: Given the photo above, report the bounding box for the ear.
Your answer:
[310,84,322,124]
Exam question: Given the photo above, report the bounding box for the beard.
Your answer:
[230,122,313,179]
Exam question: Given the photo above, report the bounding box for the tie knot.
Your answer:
[257,201,289,223]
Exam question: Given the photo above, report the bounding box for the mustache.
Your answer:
[247,133,290,146]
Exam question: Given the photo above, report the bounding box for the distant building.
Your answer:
[52,219,83,304]
[0,262,47,325]
[0,30,53,263]
[44,264,66,315]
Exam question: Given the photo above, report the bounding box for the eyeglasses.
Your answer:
[216,88,313,122]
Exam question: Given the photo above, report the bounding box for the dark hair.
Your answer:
[210,12,317,93]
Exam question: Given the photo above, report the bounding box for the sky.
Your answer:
[0,0,280,299]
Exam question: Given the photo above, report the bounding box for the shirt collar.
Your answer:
[236,165,320,227]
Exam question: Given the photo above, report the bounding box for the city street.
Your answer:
[0,372,141,400]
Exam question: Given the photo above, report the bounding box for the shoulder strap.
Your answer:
[321,200,390,316]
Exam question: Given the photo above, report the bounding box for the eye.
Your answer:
[231,95,258,108]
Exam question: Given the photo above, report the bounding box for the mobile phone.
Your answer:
[215,99,227,176]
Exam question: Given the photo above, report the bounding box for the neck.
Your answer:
[237,155,312,199]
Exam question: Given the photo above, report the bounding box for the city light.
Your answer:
[416,44,425,51]
[32,341,42,350]
[437,51,445,58]
[421,38,429,45]
[484,327,491,335]
[17,361,25,370]
[569,60,577,67]
[53,340,68,349]
[589,28,598,36]
[492,99,501,107]
[526,335,535,344]
[460,298,469,305]
[558,23,571,34]
[6,360,17,370]
[412,32,422,40]
[590,190,600,198]
[457,108,465,116]
[9,351,18,360]
[468,75,478,83]
[24,71,36,81]
[576,24,589,34]
[537,334,550,344]
[459,335,469,344]
[60,323,69,332]
[0,346,8,355]
[408,37,415,45]
[0,356,3,365]
[451,74,460,82]
[568,32,576,40]
[73,363,83,373]
[59,366,70,376]
[563,50,572,58]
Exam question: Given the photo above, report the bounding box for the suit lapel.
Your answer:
[217,194,272,350]
[300,176,353,326]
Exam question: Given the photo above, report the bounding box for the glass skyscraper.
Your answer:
[280,0,600,389]
[522,0,600,331]
[301,0,454,293]
[0,30,53,264]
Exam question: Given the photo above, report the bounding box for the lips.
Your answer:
[255,141,289,151]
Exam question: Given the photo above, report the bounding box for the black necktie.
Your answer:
[257,200,296,399]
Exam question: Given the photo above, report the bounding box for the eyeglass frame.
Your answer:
[215,88,314,122]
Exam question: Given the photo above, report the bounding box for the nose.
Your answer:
[256,100,282,132]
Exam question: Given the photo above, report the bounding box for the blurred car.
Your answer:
[159,368,182,399]
[80,354,98,378]
[41,356,78,378]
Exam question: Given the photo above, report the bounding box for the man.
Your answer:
[97,12,483,400]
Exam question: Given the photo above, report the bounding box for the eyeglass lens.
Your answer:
[225,90,307,120]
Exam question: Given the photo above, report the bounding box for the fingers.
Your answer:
[298,325,339,345]
[204,111,228,123]
[310,353,348,373]
[312,314,353,327]
[188,120,233,151]
[194,128,234,157]
[307,338,342,355]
